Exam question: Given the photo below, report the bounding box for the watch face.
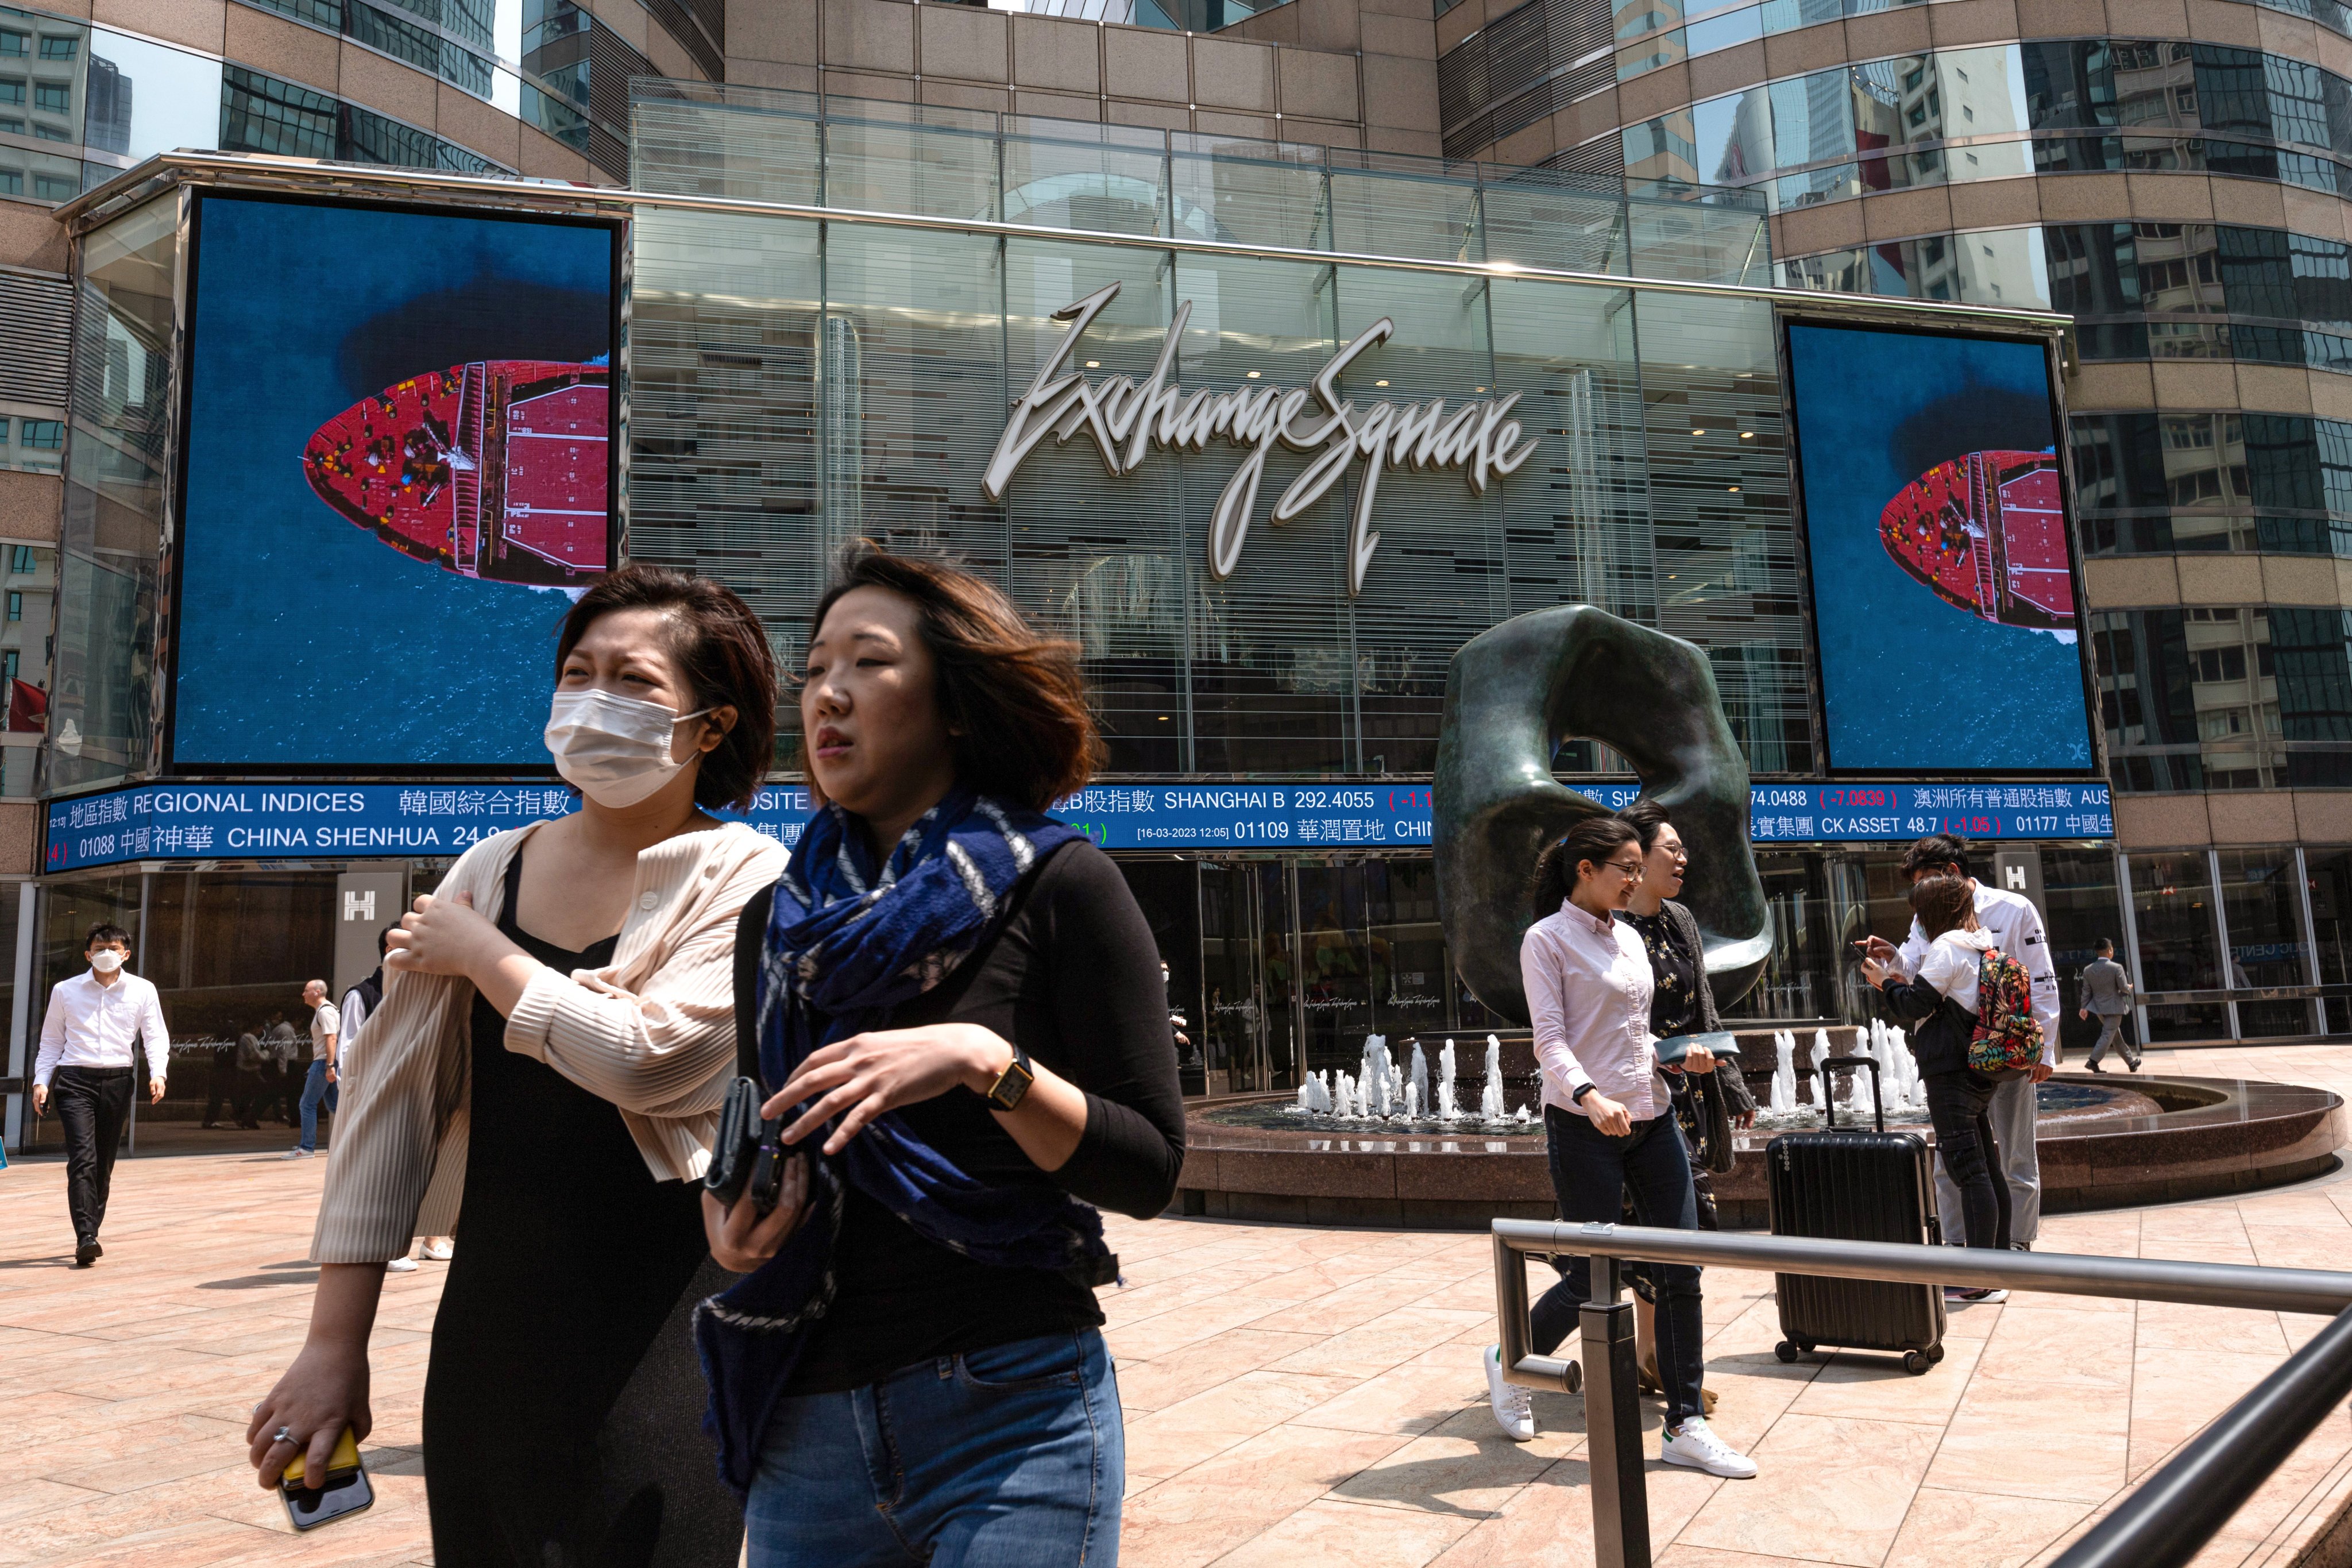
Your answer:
[992,1057,1034,1111]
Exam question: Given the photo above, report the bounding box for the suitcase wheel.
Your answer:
[1774,1342,1801,1364]
[1902,1350,1932,1376]
[1926,1344,1946,1365]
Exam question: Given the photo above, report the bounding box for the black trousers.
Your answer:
[53,1065,134,1244]
[203,1052,248,1126]
[1924,1068,2012,1252]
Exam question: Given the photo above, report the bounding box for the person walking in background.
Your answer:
[286,979,340,1160]
[31,923,171,1267]
[203,1033,244,1130]
[2080,939,2140,1073]
[1484,814,1757,1480]
[1615,800,1755,1410]
[1863,876,2013,1303]
[253,1011,299,1127]
[1858,833,2059,1250]
[249,563,787,1567]
[700,545,1187,1567]
[335,928,428,1271]
[233,1027,266,1129]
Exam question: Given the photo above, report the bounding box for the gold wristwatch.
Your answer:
[986,1043,1035,1112]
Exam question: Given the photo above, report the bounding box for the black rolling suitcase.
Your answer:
[1766,1054,1946,1375]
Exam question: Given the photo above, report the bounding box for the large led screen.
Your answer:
[170,194,619,769]
[1784,322,2096,775]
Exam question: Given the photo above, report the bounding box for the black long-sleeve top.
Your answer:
[732,837,1188,1394]
[1876,975,1978,1077]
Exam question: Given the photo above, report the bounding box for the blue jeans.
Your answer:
[1531,1104,1708,1426]
[298,1059,338,1152]
[746,1328,1123,1568]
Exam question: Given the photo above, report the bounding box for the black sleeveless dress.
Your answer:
[419,850,740,1567]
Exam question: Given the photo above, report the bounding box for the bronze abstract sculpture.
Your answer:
[1434,605,1772,1024]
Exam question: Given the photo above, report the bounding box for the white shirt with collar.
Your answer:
[1519,898,1667,1119]
[34,969,172,1087]
[1893,882,2062,1067]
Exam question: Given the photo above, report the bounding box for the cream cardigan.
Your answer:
[311,817,790,1264]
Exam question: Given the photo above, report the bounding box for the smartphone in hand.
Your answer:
[280,1427,373,1531]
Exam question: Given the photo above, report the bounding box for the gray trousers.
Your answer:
[2086,1013,2138,1068]
[1936,1072,2040,1245]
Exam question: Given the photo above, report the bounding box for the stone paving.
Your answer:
[2,1041,2349,1567]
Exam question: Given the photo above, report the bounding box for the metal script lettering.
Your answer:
[980,281,1539,596]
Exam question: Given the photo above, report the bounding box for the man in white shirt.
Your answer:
[32,923,171,1266]
[288,979,339,1159]
[1860,835,2061,1248]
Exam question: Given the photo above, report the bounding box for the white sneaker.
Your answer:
[1485,1345,1536,1442]
[422,1238,454,1261]
[281,1148,314,1159]
[1662,1415,1758,1479]
[385,1256,419,1273]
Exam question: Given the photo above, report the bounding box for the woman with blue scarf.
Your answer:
[697,545,1187,1567]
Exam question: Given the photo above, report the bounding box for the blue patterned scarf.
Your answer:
[692,786,1111,1494]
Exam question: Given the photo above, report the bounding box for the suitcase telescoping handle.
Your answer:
[1816,1053,1884,1133]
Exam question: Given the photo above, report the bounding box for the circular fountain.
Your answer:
[1175,1028,2346,1228]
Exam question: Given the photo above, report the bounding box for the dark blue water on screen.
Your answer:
[174,196,611,767]
[1786,323,2095,774]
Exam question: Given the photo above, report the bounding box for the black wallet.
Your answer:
[704,1076,785,1215]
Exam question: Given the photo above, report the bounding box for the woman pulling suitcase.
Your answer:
[1480,814,1759,1479]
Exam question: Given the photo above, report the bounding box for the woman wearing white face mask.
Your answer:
[246,565,789,1567]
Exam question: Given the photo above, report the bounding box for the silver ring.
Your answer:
[273,1426,293,1444]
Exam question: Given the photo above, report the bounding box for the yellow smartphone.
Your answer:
[280,1427,373,1531]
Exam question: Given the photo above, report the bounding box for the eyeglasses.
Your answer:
[1598,858,1646,878]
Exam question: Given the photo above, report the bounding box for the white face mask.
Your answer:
[544,689,712,809]
[89,949,124,974]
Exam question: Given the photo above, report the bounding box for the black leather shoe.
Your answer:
[2087,1060,2106,1073]
[74,1239,101,1267]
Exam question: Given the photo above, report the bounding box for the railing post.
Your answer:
[1581,1253,1651,1568]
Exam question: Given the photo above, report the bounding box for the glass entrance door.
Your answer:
[1198,862,1298,1095]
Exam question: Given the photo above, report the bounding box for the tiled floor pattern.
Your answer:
[1,1042,2349,1566]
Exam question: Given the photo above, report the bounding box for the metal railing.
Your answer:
[1492,1220,2352,1568]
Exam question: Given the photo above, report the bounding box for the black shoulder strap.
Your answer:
[736,885,772,1084]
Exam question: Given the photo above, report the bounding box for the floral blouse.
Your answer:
[1619,907,1701,1040]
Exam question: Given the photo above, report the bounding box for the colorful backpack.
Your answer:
[1968,948,2045,1079]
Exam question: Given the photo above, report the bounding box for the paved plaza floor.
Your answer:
[3,1041,2350,1567]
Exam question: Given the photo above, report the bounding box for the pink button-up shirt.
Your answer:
[1519,899,1667,1120]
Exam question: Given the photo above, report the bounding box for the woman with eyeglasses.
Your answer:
[1480,814,1758,1480]
[1615,799,1755,1410]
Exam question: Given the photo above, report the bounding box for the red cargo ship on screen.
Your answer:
[302,360,610,589]
[1879,449,2073,635]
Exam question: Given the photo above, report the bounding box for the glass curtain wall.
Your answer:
[21,867,341,1151]
[2214,847,2318,1036]
[52,191,173,794]
[2042,848,2126,1056]
[624,213,1814,781]
[2306,846,2352,1032]
[2127,850,2227,1041]
[1723,850,1839,1021]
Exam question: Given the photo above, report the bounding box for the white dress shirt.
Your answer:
[1893,882,2062,1067]
[338,986,372,1080]
[1520,898,1667,1119]
[34,970,171,1087]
